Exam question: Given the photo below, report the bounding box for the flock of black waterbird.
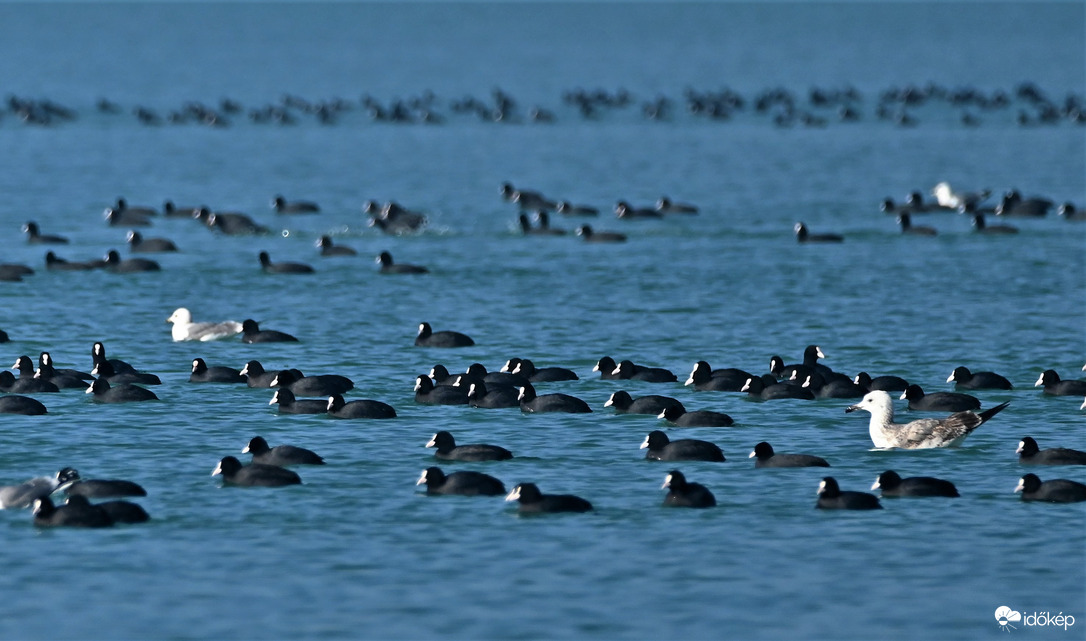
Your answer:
[3,81,1084,128]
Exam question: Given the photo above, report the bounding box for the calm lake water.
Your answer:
[0,3,1083,640]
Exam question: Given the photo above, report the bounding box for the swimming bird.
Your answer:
[655,197,699,215]
[365,201,427,234]
[741,375,814,401]
[44,251,102,271]
[189,358,246,383]
[816,477,882,510]
[932,182,990,211]
[657,405,734,427]
[592,356,623,379]
[897,212,937,236]
[10,355,59,393]
[212,456,301,487]
[23,221,69,244]
[614,201,662,219]
[377,251,428,274]
[0,394,47,415]
[243,436,325,466]
[794,222,843,243]
[972,214,1018,234]
[89,342,135,376]
[64,476,147,498]
[871,470,959,497]
[33,496,113,528]
[426,431,512,461]
[1034,369,1086,396]
[900,384,980,412]
[852,372,909,393]
[269,388,328,414]
[326,393,396,419]
[415,322,474,347]
[504,482,592,513]
[576,225,626,243]
[85,378,158,403]
[640,430,725,462]
[994,190,1052,217]
[240,319,298,343]
[167,308,243,342]
[103,249,160,273]
[508,358,578,382]
[90,358,161,386]
[518,382,592,413]
[316,235,357,256]
[199,209,269,235]
[416,467,506,496]
[946,366,1012,390]
[91,497,150,524]
[126,230,178,252]
[239,360,280,387]
[661,470,715,508]
[846,390,1009,449]
[749,442,829,468]
[104,208,152,227]
[684,360,752,392]
[271,195,320,213]
[259,251,314,274]
[414,375,470,405]
[466,381,520,409]
[798,373,865,399]
[1016,436,1086,465]
[0,468,80,508]
[555,200,598,216]
[611,359,677,383]
[32,361,88,389]
[1015,474,1086,503]
[605,390,685,415]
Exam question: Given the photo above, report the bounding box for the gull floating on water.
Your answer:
[0,468,80,509]
[845,390,1009,449]
[166,307,243,342]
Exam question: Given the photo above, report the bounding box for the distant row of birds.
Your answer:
[4,81,1082,128]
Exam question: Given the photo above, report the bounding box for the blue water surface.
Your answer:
[0,3,1083,640]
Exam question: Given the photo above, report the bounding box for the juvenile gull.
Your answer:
[167,307,243,342]
[0,468,81,509]
[846,390,1009,449]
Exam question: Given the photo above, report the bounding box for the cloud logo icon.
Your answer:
[996,606,1022,631]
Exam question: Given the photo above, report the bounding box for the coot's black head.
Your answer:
[662,470,688,490]
[949,366,972,381]
[378,251,394,266]
[326,394,346,412]
[212,456,244,477]
[243,436,271,455]
[417,322,433,339]
[242,319,260,333]
[465,363,489,378]
[33,497,57,517]
[769,356,785,376]
[1015,474,1042,494]
[901,384,924,401]
[605,390,633,409]
[270,370,298,387]
[516,383,537,402]
[241,360,264,376]
[414,375,435,393]
[86,378,112,394]
[641,430,670,450]
[658,405,683,421]
[426,431,455,451]
[872,470,903,490]
[191,358,208,374]
[1016,436,1040,456]
[416,467,446,488]
[270,388,297,404]
[751,442,775,460]
[505,482,542,503]
[817,477,842,498]
[259,251,272,266]
[612,360,637,377]
[593,356,617,373]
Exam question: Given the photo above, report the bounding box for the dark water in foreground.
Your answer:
[0,3,1083,640]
